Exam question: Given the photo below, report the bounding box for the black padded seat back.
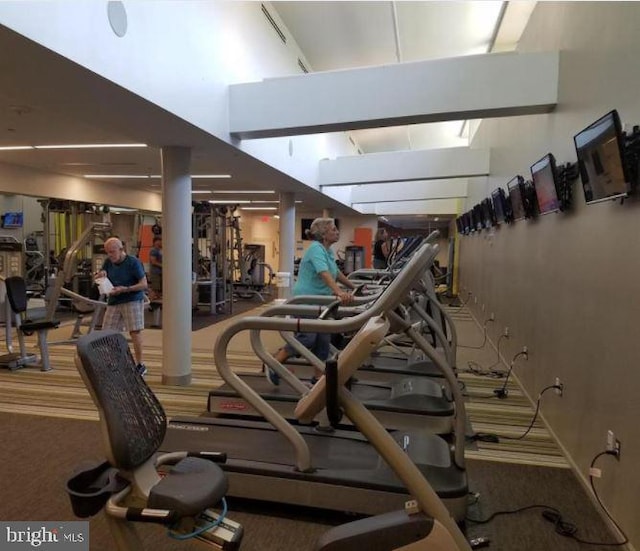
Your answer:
[76,331,166,470]
[5,276,28,314]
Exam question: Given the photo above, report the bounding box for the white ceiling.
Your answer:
[273,1,506,154]
[0,1,535,228]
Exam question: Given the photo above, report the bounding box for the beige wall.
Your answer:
[240,211,378,279]
[460,3,640,547]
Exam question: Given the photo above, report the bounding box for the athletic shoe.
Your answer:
[264,364,280,386]
[136,363,148,377]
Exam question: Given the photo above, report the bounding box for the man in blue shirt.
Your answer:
[96,237,148,376]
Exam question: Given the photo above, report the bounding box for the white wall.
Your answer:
[460,3,640,547]
[0,161,161,212]
[0,1,356,192]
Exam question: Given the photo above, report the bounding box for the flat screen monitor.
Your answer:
[472,205,483,232]
[481,198,496,228]
[522,179,539,218]
[507,177,526,221]
[460,212,469,235]
[573,110,630,204]
[531,153,561,215]
[491,187,512,224]
[2,212,23,228]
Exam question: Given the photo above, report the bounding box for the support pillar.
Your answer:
[278,193,295,299]
[160,146,192,386]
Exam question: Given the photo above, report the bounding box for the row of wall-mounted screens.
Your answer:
[456,109,633,234]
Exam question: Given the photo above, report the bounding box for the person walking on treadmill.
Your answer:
[96,237,149,376]
[149,236,163,301]
[266,218,356,385]
[373,227,390,269]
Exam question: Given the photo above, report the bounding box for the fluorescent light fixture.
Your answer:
[0,146,34,151]
[273,215,280,219]
[240,206,278,211]
[84,174,151,179]
[191,174,232,179]
[208,200,251,204]
[213,190,274,194]
[36,143,147,149]
[191,190,213,194]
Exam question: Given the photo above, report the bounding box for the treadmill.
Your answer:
[206,286,455,435]
[283,269,458,387]
[160,242,469,521]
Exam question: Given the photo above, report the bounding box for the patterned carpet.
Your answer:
[0,304,568,468]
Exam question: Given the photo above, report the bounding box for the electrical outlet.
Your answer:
[504,326,509,337]
[554,377,564,396]
[606,430,621,459]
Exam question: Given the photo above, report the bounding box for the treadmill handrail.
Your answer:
[213,242,439,472]
[340,389,471,551]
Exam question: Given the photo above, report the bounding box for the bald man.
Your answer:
[95,237,148,375]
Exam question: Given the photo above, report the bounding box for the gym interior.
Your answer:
[0,3,638,551]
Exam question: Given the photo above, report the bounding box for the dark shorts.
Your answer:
[150,272,162,292]
[373,258,387,269]
[284,331,331,362]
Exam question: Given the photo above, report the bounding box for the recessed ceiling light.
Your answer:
[84,174,151,179]
[213,190,274,194]
[36,143,147,149]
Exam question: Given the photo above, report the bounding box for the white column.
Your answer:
[278,192,295,299]
[160,146,192,386]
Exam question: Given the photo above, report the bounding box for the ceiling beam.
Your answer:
[319,147,489,186]
[229,51,559,139]
[349,178,468,204]
[354,198,461,216]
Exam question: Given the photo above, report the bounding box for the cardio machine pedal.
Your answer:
[469,536,491,548]
[190,508,244,550]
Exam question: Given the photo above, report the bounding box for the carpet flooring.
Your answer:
[0,301,623,550]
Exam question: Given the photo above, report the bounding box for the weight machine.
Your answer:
[44,222,112,344]
[192,202,232,315]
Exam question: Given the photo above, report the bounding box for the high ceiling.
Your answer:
[274,1,506,155]
[0,2,535,227]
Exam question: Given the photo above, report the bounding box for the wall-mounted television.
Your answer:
[531,153,561,215]
[573,109,631,205]
[301,218,340,240]
[507,177,526,221]
[460,212,469,235]
[480,198,496,229]
[472,204,483,232]
[1,212,23,229]
[491,187,512,224]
